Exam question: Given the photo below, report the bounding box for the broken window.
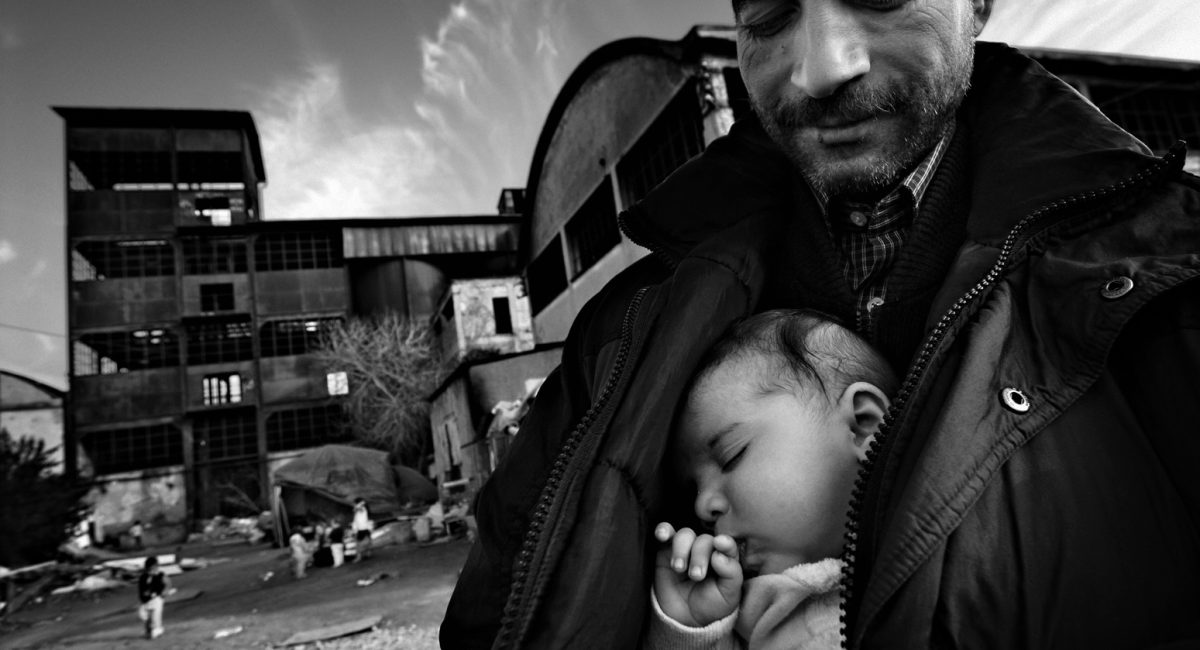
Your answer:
[200,283,235,312]
[259,317,343,357]
[72,240,174,281]
[254,231,341,271]
[185,316,253,365]
[565,176,620,279]
[194,408,257,461]
[266,404,347,452]
[194,196,233,226]
[182,237,248,275]
[202,372,243,406]
[67,128,173,191]
[72,329,179,376]
[81,423,182,474]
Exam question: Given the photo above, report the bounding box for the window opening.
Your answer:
[72,329,179,376]
[616,81,705,208]
[194,409,257,461]
[526,235,567,315]
[202,373,243,405]
[186,316,253,364]
[266,404,347,452]
[565,176,620,279]
[182,237,248,275]
[259,317,343,357]
[81,423,182,474]
[72,240,174,281]
[493,297,513,335]
[200,283,235,312]
[254,232,342,271]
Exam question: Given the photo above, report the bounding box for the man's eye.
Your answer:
[854,0,908,11]
[738,6,797,39]
[720,447,747,472]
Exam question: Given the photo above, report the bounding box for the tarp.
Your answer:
[272,445,437,527]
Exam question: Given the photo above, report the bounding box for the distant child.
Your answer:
[129,520,145,550]
[137,556,171,639]
[352,498,372,561]
[289,529,311,579]
[647,310,897,649]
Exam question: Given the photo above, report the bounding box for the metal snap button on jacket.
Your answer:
[1100,276,1134,300]
[1001,387,1031,413]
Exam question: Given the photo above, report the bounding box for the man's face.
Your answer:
[675,357,865,576]
[735,0,981,199]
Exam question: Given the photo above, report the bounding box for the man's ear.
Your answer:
[838,382,890,461]
[971,0,993,35]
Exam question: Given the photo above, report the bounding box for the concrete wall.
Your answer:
[88,466,189,546]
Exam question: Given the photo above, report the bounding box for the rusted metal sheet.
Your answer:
[341,223,518,259]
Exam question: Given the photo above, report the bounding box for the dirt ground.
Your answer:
[1,534,472,649]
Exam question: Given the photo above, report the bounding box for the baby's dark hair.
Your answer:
[690,309,898,403]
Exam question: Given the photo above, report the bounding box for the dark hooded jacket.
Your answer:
[442,42,1200,649]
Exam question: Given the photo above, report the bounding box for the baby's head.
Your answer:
[674,309,897,575]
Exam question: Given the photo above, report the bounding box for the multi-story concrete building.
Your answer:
[522,27,1200,345]
[58,107,522,543]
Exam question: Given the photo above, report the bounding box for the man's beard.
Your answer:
[754,43,974,200]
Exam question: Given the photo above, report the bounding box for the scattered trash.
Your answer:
[196,514,271,544]
[355,572,391,587]
[260,571,274,582]
[50,575,126,595]
[213,625,244,639]
[279,615,381,646]
[164,588,203,604]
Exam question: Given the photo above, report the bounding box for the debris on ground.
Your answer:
[49,575,126,595]
[213,624,244,639]
[355,573,390,587]
[278,614,382,646]
[190,514,270,545]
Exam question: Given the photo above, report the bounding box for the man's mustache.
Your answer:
[769,82,910,128]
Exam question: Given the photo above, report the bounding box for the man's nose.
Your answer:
[791,0,871,98]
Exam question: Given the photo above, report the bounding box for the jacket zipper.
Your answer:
[837,145,1183,648]
[494,286,650,650]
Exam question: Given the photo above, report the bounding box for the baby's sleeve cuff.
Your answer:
[645,587,738,650]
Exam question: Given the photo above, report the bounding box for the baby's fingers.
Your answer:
[708,535,742,580]
[669,528,698,573]
[685,535,715,581]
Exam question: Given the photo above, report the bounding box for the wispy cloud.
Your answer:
[253,0,568,219]
[0,240,16,264]
[0,23,22,51]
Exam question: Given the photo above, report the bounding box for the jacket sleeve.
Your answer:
[439,258,664,649]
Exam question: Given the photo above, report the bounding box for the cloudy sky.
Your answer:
[2,0,1199,390]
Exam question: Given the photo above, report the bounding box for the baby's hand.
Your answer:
[653,522,743,627]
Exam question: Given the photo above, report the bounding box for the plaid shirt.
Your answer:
[811,126,954,336]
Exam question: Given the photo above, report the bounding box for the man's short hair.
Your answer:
[690,309,899,402]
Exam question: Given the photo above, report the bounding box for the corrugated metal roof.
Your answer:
[342,222,519,258]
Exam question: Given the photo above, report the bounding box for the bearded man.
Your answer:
[443,0,1200,647]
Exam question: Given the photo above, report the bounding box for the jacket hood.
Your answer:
[621,42,1161,263]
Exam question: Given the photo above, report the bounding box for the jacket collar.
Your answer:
[620,42,1161,264]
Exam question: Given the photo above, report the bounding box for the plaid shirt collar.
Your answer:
[810,123,955,228]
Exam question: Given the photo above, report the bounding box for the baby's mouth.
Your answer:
[736,539,763,579]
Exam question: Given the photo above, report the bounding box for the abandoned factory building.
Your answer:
[58,106,526,543]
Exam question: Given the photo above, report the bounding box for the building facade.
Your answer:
[58,107,521,542]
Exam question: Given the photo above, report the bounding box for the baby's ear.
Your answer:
[839,382,890,461]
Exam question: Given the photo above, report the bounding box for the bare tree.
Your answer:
[313,314,444,467]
